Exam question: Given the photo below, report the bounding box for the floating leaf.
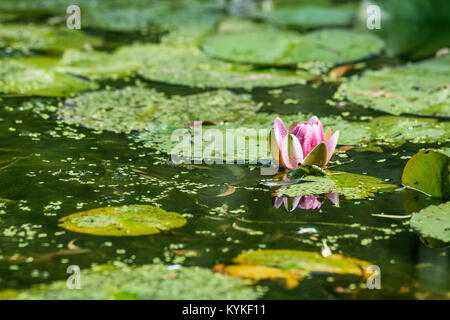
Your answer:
[278,171,397,200]
[365,116,450,146]
[221,265,305,289]
[55,49,142,80]
[60,87,261,133]
[232,249,373,278]
[202,19,384,67]
[132,44,314,89]
[402,149,449,199]
[58,205,187,236]
[337,53,450,116]
[256,0,357,29]
[0,61,97,97]
[0,24,102,53]
[410,202,450,243]
[0,264,261,300]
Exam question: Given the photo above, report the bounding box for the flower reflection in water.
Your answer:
[274,192,339,212]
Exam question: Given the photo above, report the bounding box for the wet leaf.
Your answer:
[402,149,450,199]
[58,205,187,236]
[0,264,261,300]
[232,249,373,278]
[410,202,450,243]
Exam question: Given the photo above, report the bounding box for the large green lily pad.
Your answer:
[402,149,450,199]
[83,0,223,34]
[201,19,384,67]
[0,61,98,97]
[256,0,357,29]
[278,171,397,200]
[366,116,450,146]
[55,49,142,80]
[233,249,373,278]
[0,24,102,53]
[58,205,187,236]
[337,53,450,116]
[60,87,261,133]
[0,264,261,300]
[410,202,450,243]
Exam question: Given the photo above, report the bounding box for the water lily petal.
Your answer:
[298,196,322,210]
[274,197,284,208]
[324,127,333,142]
[290,196,301,212]
[273,117,288,150]
[270,129,281,164]
[325,130,339,164]
[293,122,317,156]
[281,134,303,170]
[308,116,319,124]
[326,192,339,206]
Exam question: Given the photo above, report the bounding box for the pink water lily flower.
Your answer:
[270,116,339,170]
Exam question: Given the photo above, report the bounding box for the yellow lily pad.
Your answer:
[58,205,186,236]
[222,264,306,289]
[233,249,373,278]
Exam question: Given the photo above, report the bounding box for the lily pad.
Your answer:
[201,19,384,67]
[132,44,315,89]
[60,87,261,133]
[337,53,450,116]
[222,265,305,289]
[410,202,450,243]
[0,24,102,53]
[0,61,98,97]
[256,0,356,29]
[58,205,187,236]
[55,49,142,80]
[83,0,223,34]
[402,149,450,199]
[232,249,373,278]
[278,171,397,200]
[0,264,261,300]
[366,116,450,146]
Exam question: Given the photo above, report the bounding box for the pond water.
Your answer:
[0,0,449,300]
